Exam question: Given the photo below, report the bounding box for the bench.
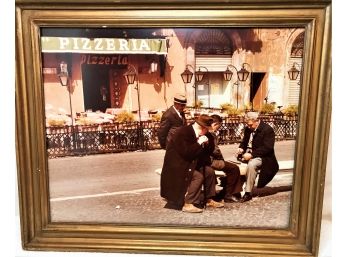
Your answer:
[155,160,294,176]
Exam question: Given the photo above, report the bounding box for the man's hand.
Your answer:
[197,135,208,145]
[242,153,252,161]
[236,148,244,155]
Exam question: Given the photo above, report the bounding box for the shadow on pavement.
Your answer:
[252,185,292,197]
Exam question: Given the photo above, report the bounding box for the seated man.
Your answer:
[160,114,223,213]
[237,112,279,202]
[209,114,244,203]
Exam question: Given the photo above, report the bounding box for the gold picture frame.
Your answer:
[15,0,331,256]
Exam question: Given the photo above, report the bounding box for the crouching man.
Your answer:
[160,114,223,213]
[237,112,279,202]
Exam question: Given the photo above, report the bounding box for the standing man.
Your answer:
[157,93,187,149]
[160,114,223,212]
[237,112,279,202]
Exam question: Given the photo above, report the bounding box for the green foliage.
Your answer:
[220,103,242,116]
[260,103,276,114]
[220,103,233,110]
[115,111,135,122]
[47,118,67,126]
[151,113,162,122]
[283,104,298,116]
[195,100,203,108]
[244,102,252,112]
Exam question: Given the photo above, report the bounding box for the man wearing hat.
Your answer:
[157,93,187,149]
[160,114,224,213]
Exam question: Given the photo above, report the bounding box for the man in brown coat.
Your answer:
[160,114,223,212]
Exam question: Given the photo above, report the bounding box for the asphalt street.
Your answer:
[48,140,295,228]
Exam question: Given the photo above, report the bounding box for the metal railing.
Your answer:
[46,114,297,158]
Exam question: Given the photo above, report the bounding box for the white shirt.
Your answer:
[173,105,183,120]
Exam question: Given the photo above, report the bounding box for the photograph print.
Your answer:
[42,27,303,228]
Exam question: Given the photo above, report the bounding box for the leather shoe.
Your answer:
[206,199,224,208]
[224,195,241,203]
[182,203,203,213]
[241,193,253,203]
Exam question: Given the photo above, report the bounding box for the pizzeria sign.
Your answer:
[41,37,167,55]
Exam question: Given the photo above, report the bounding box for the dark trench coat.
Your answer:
[157,105,186,149]
[160,124,214,207]
[239,121,279,188]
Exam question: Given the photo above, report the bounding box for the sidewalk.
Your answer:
[49,140,295,228]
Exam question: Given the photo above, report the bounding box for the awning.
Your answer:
[41,37,167,55]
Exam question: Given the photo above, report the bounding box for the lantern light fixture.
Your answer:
[223,65,239,81]
[180,64,194,84]
[287,62,301,80]
[194,66,208,83]
[123,64,145,150]
[237,63,251,82]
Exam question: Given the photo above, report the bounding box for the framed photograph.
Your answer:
[15,0,331,256]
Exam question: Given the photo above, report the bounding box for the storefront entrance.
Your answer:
[82,64,111,112]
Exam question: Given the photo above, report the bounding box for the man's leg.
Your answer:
[185,170,204,205]
[223,161,244,202]
[242,157,262,202]
[183,170,205,213]
[202,166,217,200]
[203,166,224,208]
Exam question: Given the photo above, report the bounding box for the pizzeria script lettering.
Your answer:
[81,55,128,65]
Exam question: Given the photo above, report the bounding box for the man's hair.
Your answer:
[210,114,223,123]
[245,112,260,121]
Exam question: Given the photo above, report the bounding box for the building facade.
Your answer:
[41,27,304,121]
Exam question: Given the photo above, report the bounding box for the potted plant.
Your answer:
[283,104,298,118]
[260,102,276,114]
[220,103,242,118]
[151,113,162,122]
[114,111,135,123]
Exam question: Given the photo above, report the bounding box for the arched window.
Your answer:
[195,29,232,55]
[291,31,304,57]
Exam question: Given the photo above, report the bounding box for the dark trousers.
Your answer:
[222,161,244,197]
[213,161,245,200]
[185,166,216,205]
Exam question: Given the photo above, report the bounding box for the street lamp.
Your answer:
[123,64,145,150]
[240,62,253,110]
[57,60,76,154]
[180,65,210,107]
[223,64,241,109]
[180,64,209,84]
[180,64,194,84]
[195,66,208,83]
[180,64,194,96]
[287,62,301,80]
[195,66,209,107]
[57,61,74,126]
